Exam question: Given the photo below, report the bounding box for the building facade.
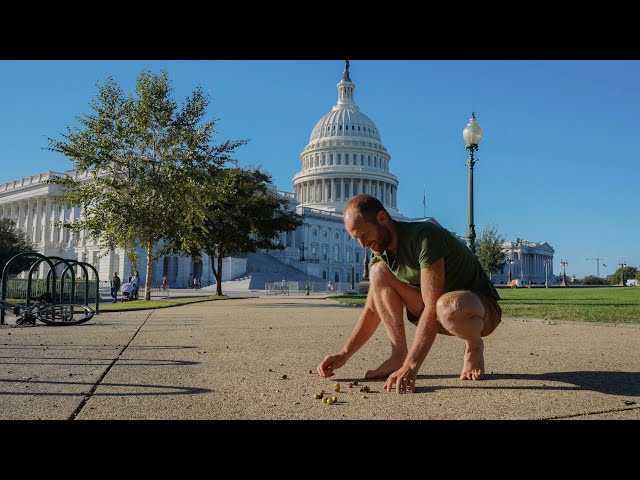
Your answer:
[0,62,554,289]
[491,239,556,285]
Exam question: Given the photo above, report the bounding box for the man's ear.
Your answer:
[376,210,388,224]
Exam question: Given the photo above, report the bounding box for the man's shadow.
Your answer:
[338,371,640,397]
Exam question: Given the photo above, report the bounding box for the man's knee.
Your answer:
[369,261,392,286]
[436,291,484,323]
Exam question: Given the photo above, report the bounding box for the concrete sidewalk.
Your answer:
[0,297,638,420]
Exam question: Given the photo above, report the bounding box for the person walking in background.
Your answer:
[162,275,169,297]
[111,272,121,303]
[131,271,140,300]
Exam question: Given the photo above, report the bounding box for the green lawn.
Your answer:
[4,295,227,313]
[330,287,640,324]
[98,296,227,312]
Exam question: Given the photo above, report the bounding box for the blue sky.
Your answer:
[1,60,638,278]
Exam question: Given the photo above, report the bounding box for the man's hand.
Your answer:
[317,352,348,378]
[384,365,418,394]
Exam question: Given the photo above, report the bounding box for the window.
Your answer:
[345,153,349,164]
[312,229,317,237]
[323,230,328,238]
[322,270,327,280]
[335,232,339,240]
[356,273,360,282]
[337,154,341,165]
[311,244,318,259]
[361,154,364,165]
[346,249,352,262]
[333,245,340,262]
[322,245,328,260]
[356,251,360,263]
[334,272,339,282]
[358,126,361,131]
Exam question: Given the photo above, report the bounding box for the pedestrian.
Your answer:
[162,275,169,296]
[131,271,140,300]
[111,272,121,303]
[317,194,502,393]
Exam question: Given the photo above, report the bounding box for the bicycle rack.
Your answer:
[1,252,100,325]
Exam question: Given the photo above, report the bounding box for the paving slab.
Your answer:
[0,297,638,420]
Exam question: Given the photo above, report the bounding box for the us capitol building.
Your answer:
[0,62,554,288]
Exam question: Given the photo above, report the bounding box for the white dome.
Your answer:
[292,62,402,217]
[309,106,382,143]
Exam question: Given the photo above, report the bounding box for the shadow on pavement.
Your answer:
[0,377,212,396]
[336,371,640,397]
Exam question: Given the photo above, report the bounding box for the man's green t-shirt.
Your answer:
[369,221,500,300]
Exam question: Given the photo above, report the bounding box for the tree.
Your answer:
[167,166,302,296]
[580,275,607,285]
[606,266,638,285]
[46,70,247,300]
[0,219,37,276]
[477,224,506,279]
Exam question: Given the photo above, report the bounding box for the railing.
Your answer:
[3,279,172,301]
[264,281,355,295]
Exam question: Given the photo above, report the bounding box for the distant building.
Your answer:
[491,238,555,285]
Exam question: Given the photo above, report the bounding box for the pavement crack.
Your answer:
[68,310,156,420]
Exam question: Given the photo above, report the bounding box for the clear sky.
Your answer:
[1,60,638,279]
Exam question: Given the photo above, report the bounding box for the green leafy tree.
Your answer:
[0,219,37,276]
[46,70,246,300]
[477,224,506,280]
[580,275,607,285]
[167,166,302,296]
[607,266,638,285]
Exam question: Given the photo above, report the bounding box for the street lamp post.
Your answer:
[350,263,355,291]
[560,259,568,287]
[506,255,513,284]
[618,260,627,286]
[462,112,483,254]
[544,258,550,287]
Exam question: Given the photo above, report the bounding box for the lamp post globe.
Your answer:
[463,112,482,254]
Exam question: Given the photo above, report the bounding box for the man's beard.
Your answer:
[370,224,391,254]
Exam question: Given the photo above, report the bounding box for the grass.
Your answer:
[98,296,227,311]
[3,295,227,313]
[330,287,640,324]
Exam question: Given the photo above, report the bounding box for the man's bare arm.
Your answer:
[318,293,381,377]
[404,258,445,370]
[340,294,381,359]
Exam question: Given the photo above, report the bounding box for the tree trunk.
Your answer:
[144,240,154,301]
[216,245,223,296]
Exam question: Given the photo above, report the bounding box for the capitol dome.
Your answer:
[292,62,400,216]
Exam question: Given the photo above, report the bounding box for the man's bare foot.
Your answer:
[365,356,405,379]
[460,339,484,380]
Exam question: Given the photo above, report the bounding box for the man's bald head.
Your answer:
[344,193,389,224]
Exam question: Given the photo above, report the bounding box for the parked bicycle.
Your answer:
[0,292,94,326]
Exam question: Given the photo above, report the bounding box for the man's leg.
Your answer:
[364,262,424,379]
[435,291,488,380]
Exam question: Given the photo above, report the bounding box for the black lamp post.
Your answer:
[618,260,627,286]
[544,258,550,288]
[350,263,355,290]
[506,255,513,284]
[560,259,568,287]
[462,112,483,254]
